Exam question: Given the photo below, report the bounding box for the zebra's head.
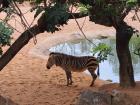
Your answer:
[46,54,55,69]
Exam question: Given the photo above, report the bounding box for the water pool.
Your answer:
[49,37,140,82]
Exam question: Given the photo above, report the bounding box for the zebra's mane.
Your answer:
[50,52,83,59]
[49,52,68,56]
[49,52,80,57]
[49,52,94,58]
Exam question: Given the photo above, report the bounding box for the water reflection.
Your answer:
[49,37,140,82]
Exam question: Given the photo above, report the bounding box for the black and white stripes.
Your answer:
[46,52,99,86]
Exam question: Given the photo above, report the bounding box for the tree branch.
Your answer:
[0,25,42,70]
[121,7,131,20]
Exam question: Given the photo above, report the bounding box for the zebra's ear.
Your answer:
[49,52,55,56]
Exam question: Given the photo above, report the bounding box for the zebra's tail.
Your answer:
[97,65,100,76]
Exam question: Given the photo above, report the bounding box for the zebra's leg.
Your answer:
[88,69,97,87]
[69,71,73,85]
[65,70,71,86]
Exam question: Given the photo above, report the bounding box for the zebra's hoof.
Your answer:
[69,82,73,85]
[66,84,70,86]
[90,84,94,87]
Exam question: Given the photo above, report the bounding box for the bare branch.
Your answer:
[12,0,37,44]
[43,0,47,7]
[81,16,86,29]
[70,13,96,47]
[135,10,140,22]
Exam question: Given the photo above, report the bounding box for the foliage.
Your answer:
[46,3,69,33]
[77,3,91,14]
[134,48,140,57]
[0,21,13,55]
[132,37,140,57]
[83,0,139,27]
[92,43,112,63]
[44,3,69,33]
[126,0,138,7]
[35,0,42,4]
[35,2,70,33]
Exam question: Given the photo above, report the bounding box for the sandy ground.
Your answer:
[0,3,140,105]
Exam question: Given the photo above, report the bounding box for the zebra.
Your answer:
[46,52,99,86]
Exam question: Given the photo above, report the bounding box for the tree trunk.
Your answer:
[116,22,136,88]
[0,25,43,70]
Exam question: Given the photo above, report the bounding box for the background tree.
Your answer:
[84,0,139,87]
[0,0,140,88]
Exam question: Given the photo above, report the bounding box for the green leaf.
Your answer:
[126,0,137,7]
[0,21,13,55]
[35,0,43,4]
[78,3,91,14]
[91,43,112,62]
[42,3,70,33]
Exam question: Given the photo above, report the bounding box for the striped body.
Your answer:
[46,52,99,86]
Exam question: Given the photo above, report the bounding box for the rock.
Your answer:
[76,89,134,105]
[0,95,18,105]
[111,89,133,105]
[76,90,111,105]
[106,79,113,82]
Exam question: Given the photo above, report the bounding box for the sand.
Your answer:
[0,2,140,105]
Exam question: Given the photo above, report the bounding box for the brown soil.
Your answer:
[0,2,140,105]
